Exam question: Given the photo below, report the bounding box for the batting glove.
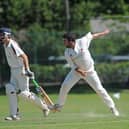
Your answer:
[36,87,41,93]
[25,69,35,79]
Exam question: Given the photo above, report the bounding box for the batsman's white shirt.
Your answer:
[4,39,29,92]
[65,32,94,72]
[4,39,24,68]
[4,39,49,116]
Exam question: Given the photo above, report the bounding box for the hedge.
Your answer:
[30,62,129,85]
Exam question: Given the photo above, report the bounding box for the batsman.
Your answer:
[0,27,50,121]
[52,29,120,117]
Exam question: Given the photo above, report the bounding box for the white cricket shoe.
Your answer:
[43,109,50,117]
[49,104,62,112]
[110,107,120,117]
[5,115,20,121]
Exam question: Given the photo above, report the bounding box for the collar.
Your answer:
[4,39,12,47]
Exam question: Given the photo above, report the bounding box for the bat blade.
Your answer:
[38,86,54,106]
[32,79,56,112]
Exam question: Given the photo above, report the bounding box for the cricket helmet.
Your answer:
[0,27,12,43]
[0,27,12,35]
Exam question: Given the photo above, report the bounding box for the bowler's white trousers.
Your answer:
[57,69,115,109]
[5,67,48,116]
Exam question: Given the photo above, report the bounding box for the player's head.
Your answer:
[63,32,76,48]
[0,27,12,44]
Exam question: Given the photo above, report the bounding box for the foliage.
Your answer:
[96,62,129,84]
[91,31,129,55]
[0,0,129,30]
[0,0,129,60]
[96,0,129,15]
[0,0,129,85]
[13,23,65,64]
[29,62,129,87]
[31,64,69,82]
[0,0,65,30]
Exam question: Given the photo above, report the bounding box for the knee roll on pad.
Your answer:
[19,91,32,99]
[5,83,16,95]
[19,91,38,101]
[19,90,48,110]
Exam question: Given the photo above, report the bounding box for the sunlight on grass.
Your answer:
[0,90,129,129]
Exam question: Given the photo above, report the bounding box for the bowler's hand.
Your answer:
[103,29,110,35]
[25,69,35,79]
[75,67,87,77]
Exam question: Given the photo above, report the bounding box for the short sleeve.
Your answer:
[78,32,93,49]
[86,32,93,39]
[11,42,24,56]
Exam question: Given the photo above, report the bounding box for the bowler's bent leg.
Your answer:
[56,70,80,110]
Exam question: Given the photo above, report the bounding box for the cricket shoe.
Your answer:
[110,107,120,117]
[43,109,50,117]
[5,115,20,121]
[49,104,62,112]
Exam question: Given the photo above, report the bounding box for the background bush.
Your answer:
[29,62,129,89]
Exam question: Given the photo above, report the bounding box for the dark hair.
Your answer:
[63,32,76,41]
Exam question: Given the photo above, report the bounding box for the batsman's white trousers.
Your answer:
[57,69,115,109]
[5,67,48,116]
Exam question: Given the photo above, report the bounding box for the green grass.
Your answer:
[0,90,129,129]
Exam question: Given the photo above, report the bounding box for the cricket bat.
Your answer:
[32,79,54,106]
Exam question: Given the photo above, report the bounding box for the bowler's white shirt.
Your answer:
[4,39,24,68]
[65,32,94,72]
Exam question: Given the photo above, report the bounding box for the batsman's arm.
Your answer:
[19,53,30,70]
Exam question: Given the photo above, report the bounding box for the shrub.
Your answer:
[31,62,129,86]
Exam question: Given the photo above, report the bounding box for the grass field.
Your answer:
[0,89,129,129]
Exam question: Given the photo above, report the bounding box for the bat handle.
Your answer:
[32,79,40,88]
